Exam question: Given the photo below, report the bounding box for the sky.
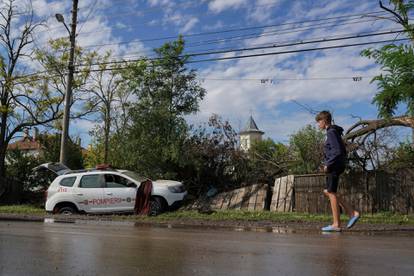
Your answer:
[8,0,414,145]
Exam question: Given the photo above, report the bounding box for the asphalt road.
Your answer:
[0,220,413,276]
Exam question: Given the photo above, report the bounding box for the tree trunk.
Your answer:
[0,146,6,179]
[344,116,414,142]
[0,110,8,179]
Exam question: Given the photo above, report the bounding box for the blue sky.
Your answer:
[15,0,414,145]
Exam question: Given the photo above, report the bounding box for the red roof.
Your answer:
[8,138,41,151]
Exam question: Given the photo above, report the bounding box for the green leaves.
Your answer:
[362,1,414,118]
[93,38,206,180]
[289,125,325,174]
[363,44,414,118]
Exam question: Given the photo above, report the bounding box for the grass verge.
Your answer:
[0,205,413,225]
[0,205,45,215]
[150,210,414,225]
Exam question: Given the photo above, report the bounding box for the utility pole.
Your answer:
[58,0,78,165]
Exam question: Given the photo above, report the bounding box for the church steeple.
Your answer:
[239,116,264,152]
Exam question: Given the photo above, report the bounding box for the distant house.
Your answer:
[7,128,87,162]
[239,116,264,152]
[7,128,42,157]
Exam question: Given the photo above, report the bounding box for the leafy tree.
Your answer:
[385,140,414,169]
[181,114,248,195]
[360,0,414,143]
[112,37,206,178]
[248,138,291,183]
[4,149,40,203]
[4,132,83,204]
[362,44,414,118]
[83,51,126,164]
[0,1,51,181]
[36,133,84,170]
[289,125,325,174]
[34,37,96,126]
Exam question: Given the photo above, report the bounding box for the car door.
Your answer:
[102,173,137,212]
[74,174,105,213]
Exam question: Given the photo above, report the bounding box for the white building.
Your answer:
[239,116,264,152]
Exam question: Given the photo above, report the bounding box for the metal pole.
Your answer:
[59,0,78,165]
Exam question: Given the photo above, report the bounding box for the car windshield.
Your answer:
[122,171,148,183]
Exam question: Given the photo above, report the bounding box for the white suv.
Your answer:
[37,163,187,216]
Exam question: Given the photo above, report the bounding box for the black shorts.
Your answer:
[325,165,345,193]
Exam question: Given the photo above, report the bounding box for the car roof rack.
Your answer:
[95,164,116,170]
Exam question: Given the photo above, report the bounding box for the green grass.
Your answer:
[127,210,414,225]
[149,210,414,225]
[0,205,413,225]
[0,205,45,215]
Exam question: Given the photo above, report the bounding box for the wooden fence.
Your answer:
[190,184,269,211]
[294,169,414,214]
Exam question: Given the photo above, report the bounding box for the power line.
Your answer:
[8,36,409,86]
[186,38,410,63]
[77,0,99,35]
[74,29,407,68]
[197,76,373,82]
[95,10,388,39]
[73,17,389,62]
[185,18,384,47]
[34,10,388,45]
[103,23,395,61]
[31,13,389,64]
[7,71,375,87]
[78,16,384,50]
[186,29,406,58]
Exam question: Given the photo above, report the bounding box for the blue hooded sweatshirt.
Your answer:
[324,125,346,170]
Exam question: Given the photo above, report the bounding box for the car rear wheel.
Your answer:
[58,206,76,215]
[149,197,165,216]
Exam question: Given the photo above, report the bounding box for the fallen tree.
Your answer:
[344,116,414,143]
[343,116,414,170]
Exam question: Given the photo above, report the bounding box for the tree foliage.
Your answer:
[361,0,414,118]
[0,0,51,178]
[181,114,248,195]
[362,44,414,117]
[82,51,126,164]
[386,140,414,169]
[104,37,206,179]
[36,133,84,170]
[248,138,291,183]
[289,125,325,174]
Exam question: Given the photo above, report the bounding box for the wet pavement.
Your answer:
[0,221,413,276]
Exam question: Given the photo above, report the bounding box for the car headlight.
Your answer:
[168,185,185,193]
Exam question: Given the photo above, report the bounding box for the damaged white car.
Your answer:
[35,163,187,216]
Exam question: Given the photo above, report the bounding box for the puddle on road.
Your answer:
[41,217,414,237]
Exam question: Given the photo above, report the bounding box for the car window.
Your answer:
[105,174,134,188]
[79,174,103,188]
[60,176,76,187]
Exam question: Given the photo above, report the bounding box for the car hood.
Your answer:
[152,180,182,186]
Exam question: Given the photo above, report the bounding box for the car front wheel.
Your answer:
[149,197,165,216]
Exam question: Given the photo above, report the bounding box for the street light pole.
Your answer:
[58,0,78,165]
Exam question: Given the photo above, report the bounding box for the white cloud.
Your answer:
[180,17,199,33]
[203,20,225,31]
[31,0,68,18]
[147,0,171,7]
[208,0,248,13]
[247,0,283,23]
